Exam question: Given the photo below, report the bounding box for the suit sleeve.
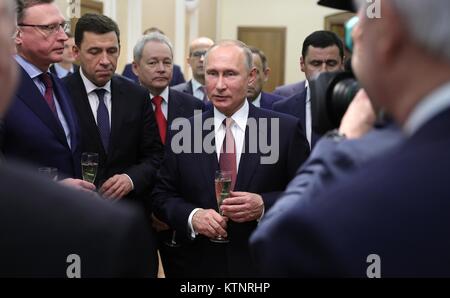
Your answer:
[151,138,199,240]
[124,93,164,195]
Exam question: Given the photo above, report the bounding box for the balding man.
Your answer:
[173,37,214,102]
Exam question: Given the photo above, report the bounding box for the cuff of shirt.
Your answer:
[122,174,135,190]
[188,208,202,239]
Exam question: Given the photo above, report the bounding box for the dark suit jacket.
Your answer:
[259,91,284,110]
[273,80,306,98]
[172,80,194,96]
[152,103,310,277]
[250,106,450,277]
[165,88,204,143]
[63,72,164,200]
[273,88,321,148]
[122,63,186,86]
[0,161,158,278]
[49,64,80,78]
[0,65,81,179]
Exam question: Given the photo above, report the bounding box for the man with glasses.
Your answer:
[0,0,93,191]
[173,37,214,102]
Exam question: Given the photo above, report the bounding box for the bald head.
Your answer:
[187,37,214,84]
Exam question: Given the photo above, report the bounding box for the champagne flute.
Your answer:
[81,152,98,184]
[164,230,180,248]
[210,170,232,243]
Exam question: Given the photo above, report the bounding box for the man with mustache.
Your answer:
[64,13,163,204]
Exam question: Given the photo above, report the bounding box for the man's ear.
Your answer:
[131,61,139,76]
[263,67,271,82]
[72,45,80,59]
[15,29,22,46]
[300,56,306,73]
[248,67,257,85]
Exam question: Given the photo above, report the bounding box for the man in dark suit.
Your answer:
[0,0,157,278]
[273,80,306,98]
[49,32,79,79]
[273,30,345,148]
[172,36,214,102]
[64,13,163,201]
[250,0,450,277]
[152,40,310,277]
[247,47,284,110]
[0,0,93,191]
[131,32,204,277]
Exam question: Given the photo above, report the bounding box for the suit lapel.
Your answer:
[69,72,105,155]
[297,89,307,131]
[16,67,68,148]
[199,109,219,191]
[51,74,78,153]
[167,90,185,125]
[234,104,261,191]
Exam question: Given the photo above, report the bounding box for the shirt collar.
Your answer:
[214,99,249,134]
[404,81,450,136]
[252,92,262,108]
[15,54,46,79]
[80,67,111,94]
[191,78,203,91]
[305,80,311,103]
[150,86,169,104]
[54,63,73,78]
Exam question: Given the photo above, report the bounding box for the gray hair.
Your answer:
[204,39,253,72]
[355,0,450,62]
[133,32,173,62]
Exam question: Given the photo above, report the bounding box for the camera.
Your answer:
[310,11,361,134]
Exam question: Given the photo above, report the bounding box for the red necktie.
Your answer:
[39,73,58,117]
[219,118,237,190]
[152,95,167,144]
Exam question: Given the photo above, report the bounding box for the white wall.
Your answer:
[217,0,341,84]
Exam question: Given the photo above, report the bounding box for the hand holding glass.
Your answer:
[210,170,232,243]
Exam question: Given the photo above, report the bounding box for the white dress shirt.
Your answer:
[404,81,450,136]
[191,78,206,101]
[54,63,75,79]
[80,68,112,126]
[150,86,169,119]
[187,100,250,238]
[305,80,312,148]
[251,93,262,108]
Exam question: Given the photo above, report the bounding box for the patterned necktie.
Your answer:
[219,118,237,190]
[95,89,110,153]
[39,73,58,117]
[152,95,167,144]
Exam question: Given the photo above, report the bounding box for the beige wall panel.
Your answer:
[218,0,341,85]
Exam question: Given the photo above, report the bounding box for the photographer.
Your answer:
[251,0,450,277]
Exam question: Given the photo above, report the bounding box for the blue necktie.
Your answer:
[95,89,110,153]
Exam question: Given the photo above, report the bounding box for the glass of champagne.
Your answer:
[81,152,98,184]
[210,170,232,243]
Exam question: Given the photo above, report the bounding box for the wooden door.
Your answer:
[238,27,286,93]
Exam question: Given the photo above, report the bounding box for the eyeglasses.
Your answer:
[18,21,70,35]
[191,50,207,58]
